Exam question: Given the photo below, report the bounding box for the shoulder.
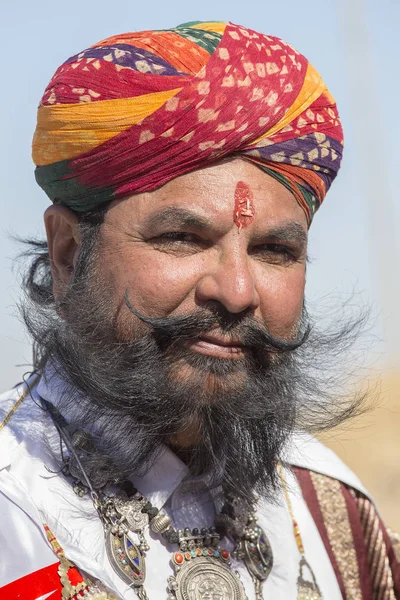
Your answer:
[287,433,400,597]
[0,381,62,587]
[0,381,29,469]
[286,432,368,496]
[0,377,44,469]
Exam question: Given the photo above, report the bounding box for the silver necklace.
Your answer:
[45,399,272,599]
[166,527,247,600]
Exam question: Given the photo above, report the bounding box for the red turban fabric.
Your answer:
[32,21,343,224]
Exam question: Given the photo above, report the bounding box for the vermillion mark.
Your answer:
[234,181,255,230]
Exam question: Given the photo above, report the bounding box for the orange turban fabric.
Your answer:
[33,21,343,224]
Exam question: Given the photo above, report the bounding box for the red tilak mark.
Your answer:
[233,181,255,230]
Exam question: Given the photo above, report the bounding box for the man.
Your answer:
[0,20,398,600]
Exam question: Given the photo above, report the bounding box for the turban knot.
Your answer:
[32,21,344,224]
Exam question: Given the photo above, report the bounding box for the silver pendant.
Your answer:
[296,557,322,600]
[168,551,248,600]
[242,521,273,581]
[113,496,149,532]
[106,528,146,588]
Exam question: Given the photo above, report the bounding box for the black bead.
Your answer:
[192,528,199,536]
[221,501,235,518]
[209,527,216,534]
[171,532,179,544]
[147,507,159,519]
[215,522,227,536]
[163,527,179,545]
[163,528,173,541]
[201,528,208,535]
[141,501,153,513]
[165,529,179,544]
[119,480,137,497]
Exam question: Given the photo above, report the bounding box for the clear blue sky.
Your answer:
[1,0,399,389]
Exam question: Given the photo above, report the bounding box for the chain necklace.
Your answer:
[278,464,323,600]
[42,396,272,600]
[0,379,322,600]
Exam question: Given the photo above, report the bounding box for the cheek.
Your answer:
[97,242,203,318]
[257,266,305,335]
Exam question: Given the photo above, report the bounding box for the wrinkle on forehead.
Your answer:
[107,158,308,234]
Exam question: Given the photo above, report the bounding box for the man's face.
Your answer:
[94,158,307,383]
[43,158,317,495]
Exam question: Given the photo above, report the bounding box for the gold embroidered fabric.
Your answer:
[0,376,40,433]
[388,529,400,564]
[309,472,363,600]
[352,493,396,600]
[44,524,118,600]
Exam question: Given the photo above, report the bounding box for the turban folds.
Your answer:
[32,21,343,224]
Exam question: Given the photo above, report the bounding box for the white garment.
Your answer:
[0,375,368,600]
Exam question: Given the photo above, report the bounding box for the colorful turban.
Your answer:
[32,21,343,225]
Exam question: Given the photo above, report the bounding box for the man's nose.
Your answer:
[195,250,260,314]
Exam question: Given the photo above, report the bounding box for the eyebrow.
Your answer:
[142,207,212,232]
[255,222,308,247]
[142,206,307,247]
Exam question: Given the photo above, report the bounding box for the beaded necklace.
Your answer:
[0,379,323,600]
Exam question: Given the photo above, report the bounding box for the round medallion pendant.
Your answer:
[171,557,248,600]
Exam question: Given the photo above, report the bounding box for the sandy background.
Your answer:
[323,372,400,531]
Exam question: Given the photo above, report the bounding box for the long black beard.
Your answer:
[43,306,309,502]
[21,230,367,503]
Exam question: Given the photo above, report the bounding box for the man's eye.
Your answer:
[252,244,298,263]
[155,232,201,244]
[150,232,209,254]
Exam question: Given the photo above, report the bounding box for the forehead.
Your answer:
[108,158,308,231]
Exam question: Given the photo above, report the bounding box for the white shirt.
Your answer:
[0,375,369,599]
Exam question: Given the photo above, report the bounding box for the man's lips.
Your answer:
[184,333,247,358]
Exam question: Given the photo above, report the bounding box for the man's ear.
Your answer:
[44,205,80,301]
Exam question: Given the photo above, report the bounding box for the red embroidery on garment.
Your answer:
[0,562,61,599]
[0,523,90,600]
[233,181,255,230]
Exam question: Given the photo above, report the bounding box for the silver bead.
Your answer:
[150,513,172,534]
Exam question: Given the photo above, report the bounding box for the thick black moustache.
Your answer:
[124,290,310,353]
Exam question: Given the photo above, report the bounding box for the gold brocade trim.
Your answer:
[278,465,322,599]
[309,472,362,600]
[0,376,40,433]
[388,529,400,564]
[44,524,90,599]
[44,524,118,600]
[352,492,396,600]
